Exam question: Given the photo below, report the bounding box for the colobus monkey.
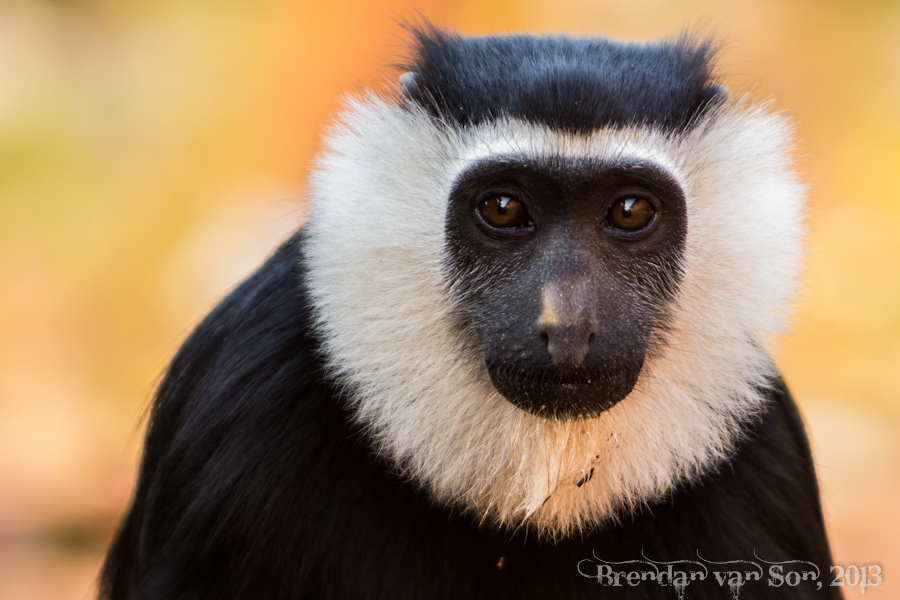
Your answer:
[100,28,840,599]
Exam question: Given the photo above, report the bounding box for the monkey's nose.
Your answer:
[540,323,594,368]
[537,280,595,369]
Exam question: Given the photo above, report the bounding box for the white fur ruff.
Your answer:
[303,95,804,538]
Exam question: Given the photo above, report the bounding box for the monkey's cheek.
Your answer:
[486,365,642,420]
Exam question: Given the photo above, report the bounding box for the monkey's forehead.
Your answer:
[402,29,723,134]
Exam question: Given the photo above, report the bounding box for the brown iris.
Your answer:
[606,197,656,232]
[478,195,531,228]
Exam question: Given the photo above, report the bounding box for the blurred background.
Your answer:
[1,0,898,598]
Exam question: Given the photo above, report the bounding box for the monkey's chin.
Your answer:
[487,366,641,420]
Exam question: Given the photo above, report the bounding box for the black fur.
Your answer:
[100,232,840,599]
[402,28,724,133]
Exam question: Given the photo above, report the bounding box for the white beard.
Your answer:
[303,95,804,538]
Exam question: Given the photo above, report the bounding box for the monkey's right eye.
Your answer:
[478,195,532,229]
[605,196,656,232]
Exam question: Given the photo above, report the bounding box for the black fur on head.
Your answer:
[400,26,724,133]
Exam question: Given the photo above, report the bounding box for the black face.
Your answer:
[444,157,687,419]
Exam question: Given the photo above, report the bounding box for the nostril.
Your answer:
[542,326,592,368]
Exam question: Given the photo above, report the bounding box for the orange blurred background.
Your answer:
[1,0,898,598]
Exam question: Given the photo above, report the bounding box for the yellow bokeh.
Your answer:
[1,1,897,598]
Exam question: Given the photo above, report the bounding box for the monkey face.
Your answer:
[302,30,803,535]
[445,156,687,419]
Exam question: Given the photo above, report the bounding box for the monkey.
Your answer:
[99,27,841,599]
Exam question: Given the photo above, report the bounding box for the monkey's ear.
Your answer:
[703,83,728,107]
[399,71,419,98]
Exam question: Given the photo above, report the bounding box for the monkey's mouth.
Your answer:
[486,363,642,419]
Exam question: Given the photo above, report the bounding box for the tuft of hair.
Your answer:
[304,30,804,538]
[400,26,724,133]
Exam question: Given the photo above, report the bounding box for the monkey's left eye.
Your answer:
[605,197,656,232]
[478,195,532,229]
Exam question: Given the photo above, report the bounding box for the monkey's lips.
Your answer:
[486,364,642,419]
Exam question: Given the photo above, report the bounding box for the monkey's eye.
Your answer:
[606,197,656,232]
[478,195,532,229]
